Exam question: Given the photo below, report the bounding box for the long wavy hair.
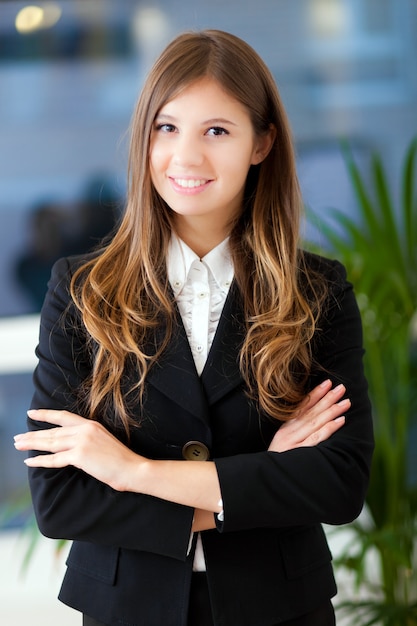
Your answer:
[70,29,327,433]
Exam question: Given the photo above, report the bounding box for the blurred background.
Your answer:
[0,1,416,624]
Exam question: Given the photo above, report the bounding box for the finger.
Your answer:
[296,383,347,424]
[270,410,346,453]
[277,394,350,445]
[14,427,75,453]
[291,397,350,442]
[297,379,333,412]
[24,452,71,469]
[27,409,85,427]
[297,415,346,448]
[309,383,347,414]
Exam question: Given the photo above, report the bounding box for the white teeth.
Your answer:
[174,178,207,188]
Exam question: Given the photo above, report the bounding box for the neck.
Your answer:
[174,218,230,258]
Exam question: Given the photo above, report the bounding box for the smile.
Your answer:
[172,178,209,189]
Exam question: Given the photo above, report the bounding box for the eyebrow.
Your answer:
[155,114,238,126]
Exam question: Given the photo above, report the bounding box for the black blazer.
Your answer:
[28,252,374,626]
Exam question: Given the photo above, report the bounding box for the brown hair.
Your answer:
[70,30,326,433]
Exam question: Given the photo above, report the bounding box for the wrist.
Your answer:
[124,453,150,493]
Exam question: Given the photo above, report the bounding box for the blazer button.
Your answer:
[182,441,210,461]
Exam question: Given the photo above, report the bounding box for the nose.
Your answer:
[172,131,204,168]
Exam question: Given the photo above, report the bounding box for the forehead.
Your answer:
[157,77,250,120]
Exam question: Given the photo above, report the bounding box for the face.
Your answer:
[149,78,272,241]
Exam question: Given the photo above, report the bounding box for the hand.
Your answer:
[15,410,222,512]
[14,409,142,492]
[268,380,350,453]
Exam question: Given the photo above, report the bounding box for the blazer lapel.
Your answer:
[146,311,209,420]
[201,282,245,405]
[146,283,246,417]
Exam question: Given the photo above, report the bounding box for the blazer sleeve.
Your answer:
[28,256,194,561]
[214,258,374,532]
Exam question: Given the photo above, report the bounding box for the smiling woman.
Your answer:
[149,78,275,256]
[14,29,373,626]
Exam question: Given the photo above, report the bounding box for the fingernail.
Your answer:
[27,410,38,417]
[338,398,350,405]
[320,379,331,387]
[332,384,345,393]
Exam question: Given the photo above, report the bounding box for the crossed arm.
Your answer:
[14,379,349,531]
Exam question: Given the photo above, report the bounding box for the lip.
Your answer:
[168,176,213,195]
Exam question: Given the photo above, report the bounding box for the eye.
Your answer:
[154,123,177,133]
[206,126,229,137]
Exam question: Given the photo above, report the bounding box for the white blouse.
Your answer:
[167,235,234,375]
[167,235,234,570]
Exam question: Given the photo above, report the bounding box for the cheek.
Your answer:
[149,140,168,171]
[149,156,167,192]
[148,148,159,173]
[223,142,258,173]
[229,154,255,185]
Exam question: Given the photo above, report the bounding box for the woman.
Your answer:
[14,30,374,626]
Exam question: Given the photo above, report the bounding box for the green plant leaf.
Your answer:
[305,137,417,616]
[372,153,405,274]
[402,138,417,263]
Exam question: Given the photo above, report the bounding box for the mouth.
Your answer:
[171,177,210,189]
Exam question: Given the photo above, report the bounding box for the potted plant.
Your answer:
[306,138,417,625]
